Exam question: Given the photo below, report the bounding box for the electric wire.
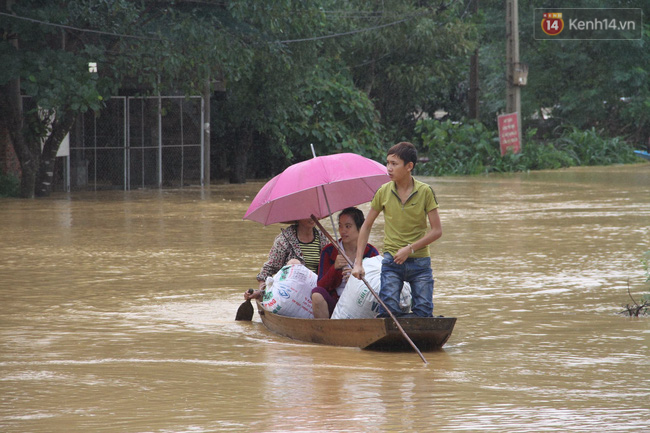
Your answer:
[276,15,415,44]
[0,11,161,40]
[0,6,443,45]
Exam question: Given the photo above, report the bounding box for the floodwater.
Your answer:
[1,164,649,433]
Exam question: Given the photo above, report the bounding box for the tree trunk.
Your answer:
[364,59,375,96]
[229,128,252,184]
[15,112,44,199]
[468,48,479,120]
[468,0,480,120]
[0,18,38,199]
[0,75,39,198]
[35,112,76,197]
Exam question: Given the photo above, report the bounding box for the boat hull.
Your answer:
[255,301,456,351]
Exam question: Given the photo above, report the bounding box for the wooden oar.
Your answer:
[311,215,428,364]
[235,289,255,321]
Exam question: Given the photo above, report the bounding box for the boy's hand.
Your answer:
[351,263,365,280]
[393,245,411,264]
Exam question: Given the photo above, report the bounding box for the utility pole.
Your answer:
[505,0,522,141]
[468,0,479,120]
[202,78,210,188]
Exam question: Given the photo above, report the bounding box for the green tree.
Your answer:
[478,0,650,143]
[211,1,388,182]
[282,59,385,162]
[1,1,482,192]
[327,1,476,140]
[0,0,238,197]
[1,0,121,197]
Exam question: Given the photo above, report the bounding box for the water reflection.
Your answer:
[1,164,649,432]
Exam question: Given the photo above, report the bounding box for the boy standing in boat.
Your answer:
[351,142,442,317]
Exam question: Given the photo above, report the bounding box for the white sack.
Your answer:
[331,255,411,319]
[260,264,317,318]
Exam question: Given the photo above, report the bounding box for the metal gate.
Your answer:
[68,96,204,191]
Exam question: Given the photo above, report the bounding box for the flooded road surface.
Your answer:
[1,164,649,432]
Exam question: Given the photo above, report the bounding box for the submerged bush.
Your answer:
[554,126,638,166]
[415,119,499,176]
[0,171,19,198]
[620,250,650,317]
[415,119,639,176]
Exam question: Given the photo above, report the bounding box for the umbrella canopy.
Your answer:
[243,153,389,226]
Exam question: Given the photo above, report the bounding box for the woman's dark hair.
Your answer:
[339,207,365,230]
[387,141,418,168]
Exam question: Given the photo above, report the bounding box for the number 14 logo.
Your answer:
[542,12,564,36]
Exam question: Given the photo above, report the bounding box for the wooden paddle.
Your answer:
[235,289,255,321]
[311,214,428,364]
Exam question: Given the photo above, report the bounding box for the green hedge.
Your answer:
[414,119,639,176]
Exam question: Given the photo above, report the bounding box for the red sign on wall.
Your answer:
[498,113,521,156]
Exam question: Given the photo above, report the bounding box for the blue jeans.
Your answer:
[379,253,434,317]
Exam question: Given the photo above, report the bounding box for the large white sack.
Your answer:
[260,264,317,318]
[331,255,411,319]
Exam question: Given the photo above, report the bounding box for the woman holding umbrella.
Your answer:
[241,152,390,304]
[244,218,328,300]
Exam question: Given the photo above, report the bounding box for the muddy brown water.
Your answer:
[1,164,649,432]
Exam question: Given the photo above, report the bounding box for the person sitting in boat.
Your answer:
[311,207,379,318]
[244,218,327,301]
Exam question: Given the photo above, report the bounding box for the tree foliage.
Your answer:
[283,60,385,162]
[211,1,329,182]
[329,1,476,139]
[478,0,650,144]
[1,0,648,198]
[0,0,244,196]
[415,118,638,176]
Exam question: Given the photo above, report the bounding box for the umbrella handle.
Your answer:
[320,184,339,241]
[280,228,301,262]
[310,146,339,241]
[310,214,428,365]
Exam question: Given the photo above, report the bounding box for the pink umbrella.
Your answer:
[243,153,389,229]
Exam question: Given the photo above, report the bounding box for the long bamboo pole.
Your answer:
[311,215,428,364]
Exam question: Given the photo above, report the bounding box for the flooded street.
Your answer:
[1,164,649,432]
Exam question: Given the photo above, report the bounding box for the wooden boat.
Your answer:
[255,300,456,351]
[634,150,650,161]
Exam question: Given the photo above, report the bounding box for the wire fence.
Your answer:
[67,95,204,191]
